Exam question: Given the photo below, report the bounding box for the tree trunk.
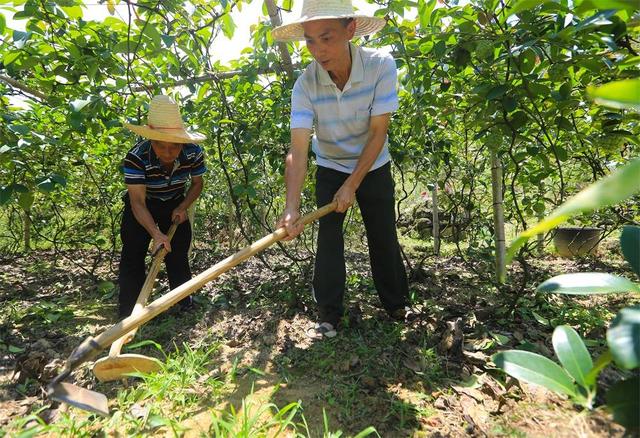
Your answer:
[23,208,31,252]
[432,183,440,256]
[491,152,506,283]
[264,0,295,79]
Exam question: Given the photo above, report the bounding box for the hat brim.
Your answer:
[125,123,206,143]
[271,15,386,42]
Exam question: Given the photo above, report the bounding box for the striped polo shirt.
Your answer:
[291,43,399,173]
[123,140,206,201]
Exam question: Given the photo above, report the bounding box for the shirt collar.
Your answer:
[317,43,364,87]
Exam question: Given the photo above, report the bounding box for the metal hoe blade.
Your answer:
[48,382,109,416]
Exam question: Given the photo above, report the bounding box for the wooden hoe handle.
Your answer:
[108,222,179,357]
[96,202,337,350]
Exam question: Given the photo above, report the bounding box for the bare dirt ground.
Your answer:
[0,242,634,437]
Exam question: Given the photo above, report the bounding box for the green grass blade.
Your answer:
[537,273,640,295]
[352,426,380,438]
[506,158,640,263]
[552,325,593,388]
[607,305,640,370]
[587,79,640,112]
[621,226,640,278]
[493,350,577,397]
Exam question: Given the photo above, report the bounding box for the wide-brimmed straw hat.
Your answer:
[124,95,206,144]
[271,0,386,42]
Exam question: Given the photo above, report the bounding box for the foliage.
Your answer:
[0,0,637,261]
[497,222,639,429]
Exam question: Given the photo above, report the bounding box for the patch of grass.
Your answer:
[121,341,225,413]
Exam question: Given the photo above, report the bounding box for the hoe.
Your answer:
[92,223,177,382]
[47,202,336,416]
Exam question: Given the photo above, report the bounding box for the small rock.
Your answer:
[434,397,449,410]
[130,403,150,419]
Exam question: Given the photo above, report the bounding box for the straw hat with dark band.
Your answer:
[125,95,206,144]
[271,0,386,42]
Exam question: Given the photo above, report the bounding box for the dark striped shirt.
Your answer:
[123,140,206,201]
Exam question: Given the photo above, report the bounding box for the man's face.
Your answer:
[151,140,182,165]
[302,19,356,72]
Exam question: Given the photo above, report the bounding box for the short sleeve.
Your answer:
[290,77,314,130]
[371,56,399,116]
[123,152,146,185]
[190,145,207,177]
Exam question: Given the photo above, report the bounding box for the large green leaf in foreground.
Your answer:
[537,273,640,295]
[606,376,640,430]
[607,305,640,370]
[507,158,640,263]
[621,226,640,278]
[493,350,577,396]
[587,79,640,112]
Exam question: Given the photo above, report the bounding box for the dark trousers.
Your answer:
[118,194,192,317]
[313,163,409,326]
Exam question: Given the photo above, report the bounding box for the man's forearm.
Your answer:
[345,131,387,190]
[131,201,161,239]
[284,148,308,210]
[177,179,203,212]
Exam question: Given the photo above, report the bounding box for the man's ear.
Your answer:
[346,19,356,38]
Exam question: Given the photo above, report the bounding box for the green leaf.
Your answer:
[161,34,175,47]
[531,311,550,326]
[13,30,30,43]
[507,0,552,17]
[587,79,640,112]
[0,186,13,205]
[606,376,639,429]
[3,51,20,66]
[507,158,640,263]
[0,13,6,34]
[552,325,593,388]
[584,350,612,387]
[352,426,379,438]
[576,0,639,13]
[418,0,437,28]
[9,124,29,135]
[70,98,93,112]
[607,305,640,369]
[488,84,509,100]
[537,273,640,295]
[9,345,25,353]
[621,226,640,278]
[492,350,577,397]
[61,6,82,19]
[220,13,236,39]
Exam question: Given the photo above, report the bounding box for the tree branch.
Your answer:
[0,74,48,101]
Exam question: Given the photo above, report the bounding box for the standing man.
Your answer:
[273,1,411,339]
[119,95,206,318]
